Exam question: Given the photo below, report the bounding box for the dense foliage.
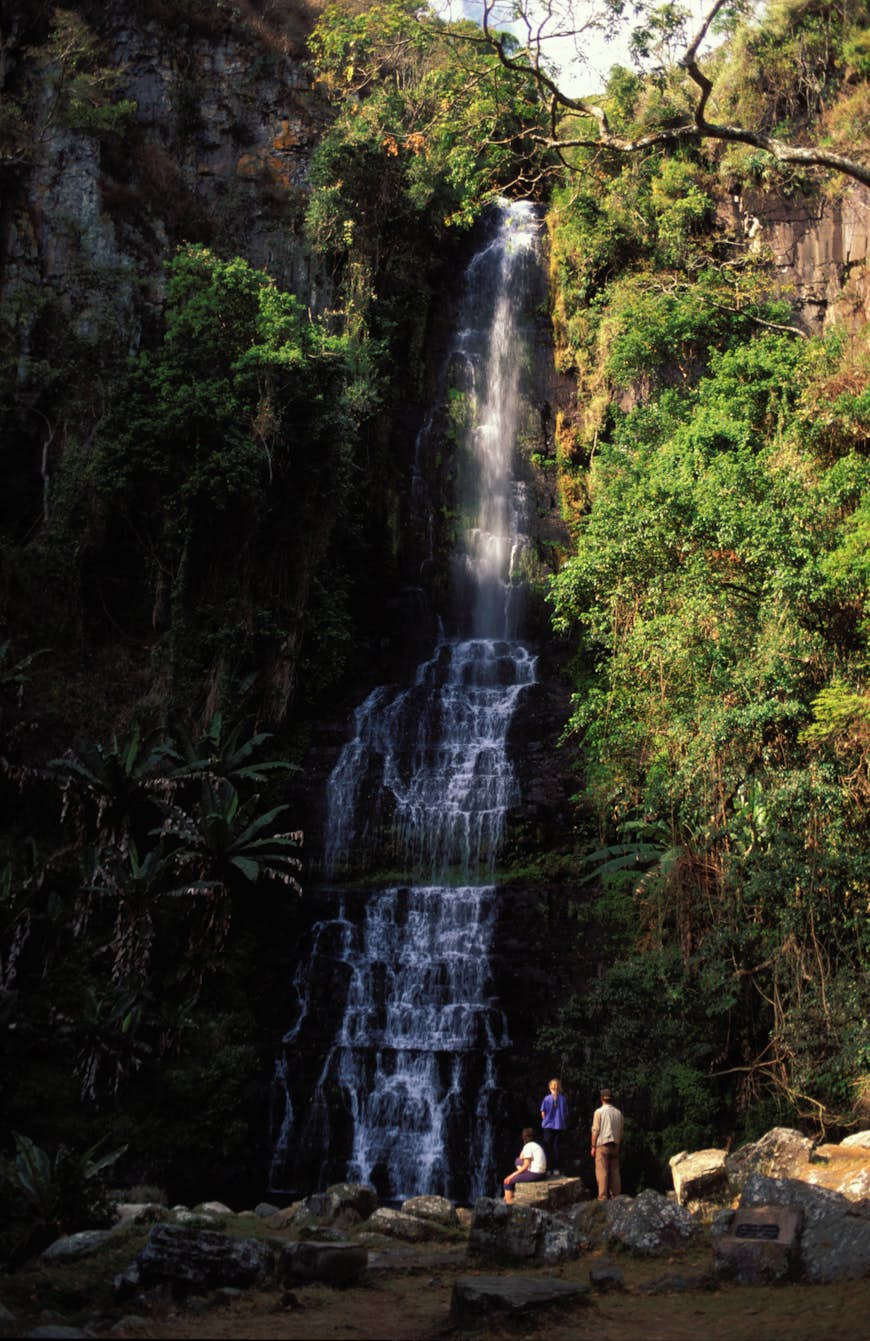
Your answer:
[0,0,545,1235]
[539,0,870,1177]
[1,0,868,1225]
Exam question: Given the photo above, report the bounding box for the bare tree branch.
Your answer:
[450,0,870,189]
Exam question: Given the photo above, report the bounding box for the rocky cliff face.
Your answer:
[1,2,325,381]
[723,183,870,334]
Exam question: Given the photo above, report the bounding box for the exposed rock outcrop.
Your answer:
[721,185,870,333]
[117,1224,274,1297]
[740,1173,870,1284]
[450,1274,588,1327]
[568,1190,699,1256]
[468,1197,578,1266]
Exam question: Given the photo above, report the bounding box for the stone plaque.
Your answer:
[734,1222,781,1240]
[713,1204,803,1285]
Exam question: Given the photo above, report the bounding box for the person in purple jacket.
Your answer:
[540,1077,568,1175]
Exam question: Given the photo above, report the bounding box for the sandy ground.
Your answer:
[138,1243,870,1341]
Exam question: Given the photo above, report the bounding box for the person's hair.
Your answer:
[522,1126,535,1141]
[549,1078,562,1092]
[600,1088,612,1101]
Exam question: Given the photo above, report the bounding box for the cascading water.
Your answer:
[270,200,545,1203]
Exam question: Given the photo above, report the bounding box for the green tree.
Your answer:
[465,0,870,189]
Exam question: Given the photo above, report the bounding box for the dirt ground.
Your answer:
[141,1242,870,1341]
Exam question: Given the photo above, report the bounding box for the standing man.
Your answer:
[590,1087,623,1199]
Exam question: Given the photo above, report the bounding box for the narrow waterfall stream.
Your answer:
[270,200,545,1204]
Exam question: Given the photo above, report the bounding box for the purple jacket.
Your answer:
[540,1093,569,1129]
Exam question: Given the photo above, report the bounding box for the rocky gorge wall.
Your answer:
[1,1,326,377]
[723,182,870,334]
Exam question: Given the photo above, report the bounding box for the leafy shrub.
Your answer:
[0,1133,125,1265]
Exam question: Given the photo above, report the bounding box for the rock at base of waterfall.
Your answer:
[363,1207,454,1242]
[468,1197,578,1265]
[712,1204,803,1285]
[325,1183,379,1220]
[567,1190,698,1255]
[114,1202,168,1228]
[514,1177,589,1211]
[740,1172,870,1283]
[265,1204,302,1230]
[173,1211,225,1229]
[281,1241,368,1285]
[400,1195,460,1226]
[450,1274,589,1327]
[126,1224,274,1296]
[725,1128,814,1191]
[254,1202,281,1219]
[669,1149,730,1208]
[292,1190,364,1235]
[41,1230,116,1262]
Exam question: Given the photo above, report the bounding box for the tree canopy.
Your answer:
[449,0,870,189]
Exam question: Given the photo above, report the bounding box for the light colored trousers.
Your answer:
[595,1143,621,1199]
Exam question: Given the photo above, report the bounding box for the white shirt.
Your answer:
[521,1140,547,1173]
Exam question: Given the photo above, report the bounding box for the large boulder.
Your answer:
[363,1207,453,1242]
[292,1193,358,1234]
[467,1197,577,1266]
[400,1195,459,1227]
[726,1128,814,1192]
[740,1172,870,1283]
[803,1144,870,1201]
[669,1149,729,1208]
[324,1183,379,1220]
[568,1190,698,1255]
[450,1274,588,1327]
[41,1230,116,1262]
[124,1225,274,1296]
[290,1183,378,1235]
[114,1202,167,1228]
[605,1190,699,1254]
[841,1131,870,1150]
[281,1241,368,1285]
[264,1204,301,1230]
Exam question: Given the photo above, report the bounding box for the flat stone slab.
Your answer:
[450,1274,589,1326]
[514,1177,589,1210]
[281,1240,368,1285]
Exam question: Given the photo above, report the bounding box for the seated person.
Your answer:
[502,1126,547,1203]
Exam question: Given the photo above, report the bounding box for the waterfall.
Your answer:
[270,199,545,1203]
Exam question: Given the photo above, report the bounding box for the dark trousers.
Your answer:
[541,1128,562,1169]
